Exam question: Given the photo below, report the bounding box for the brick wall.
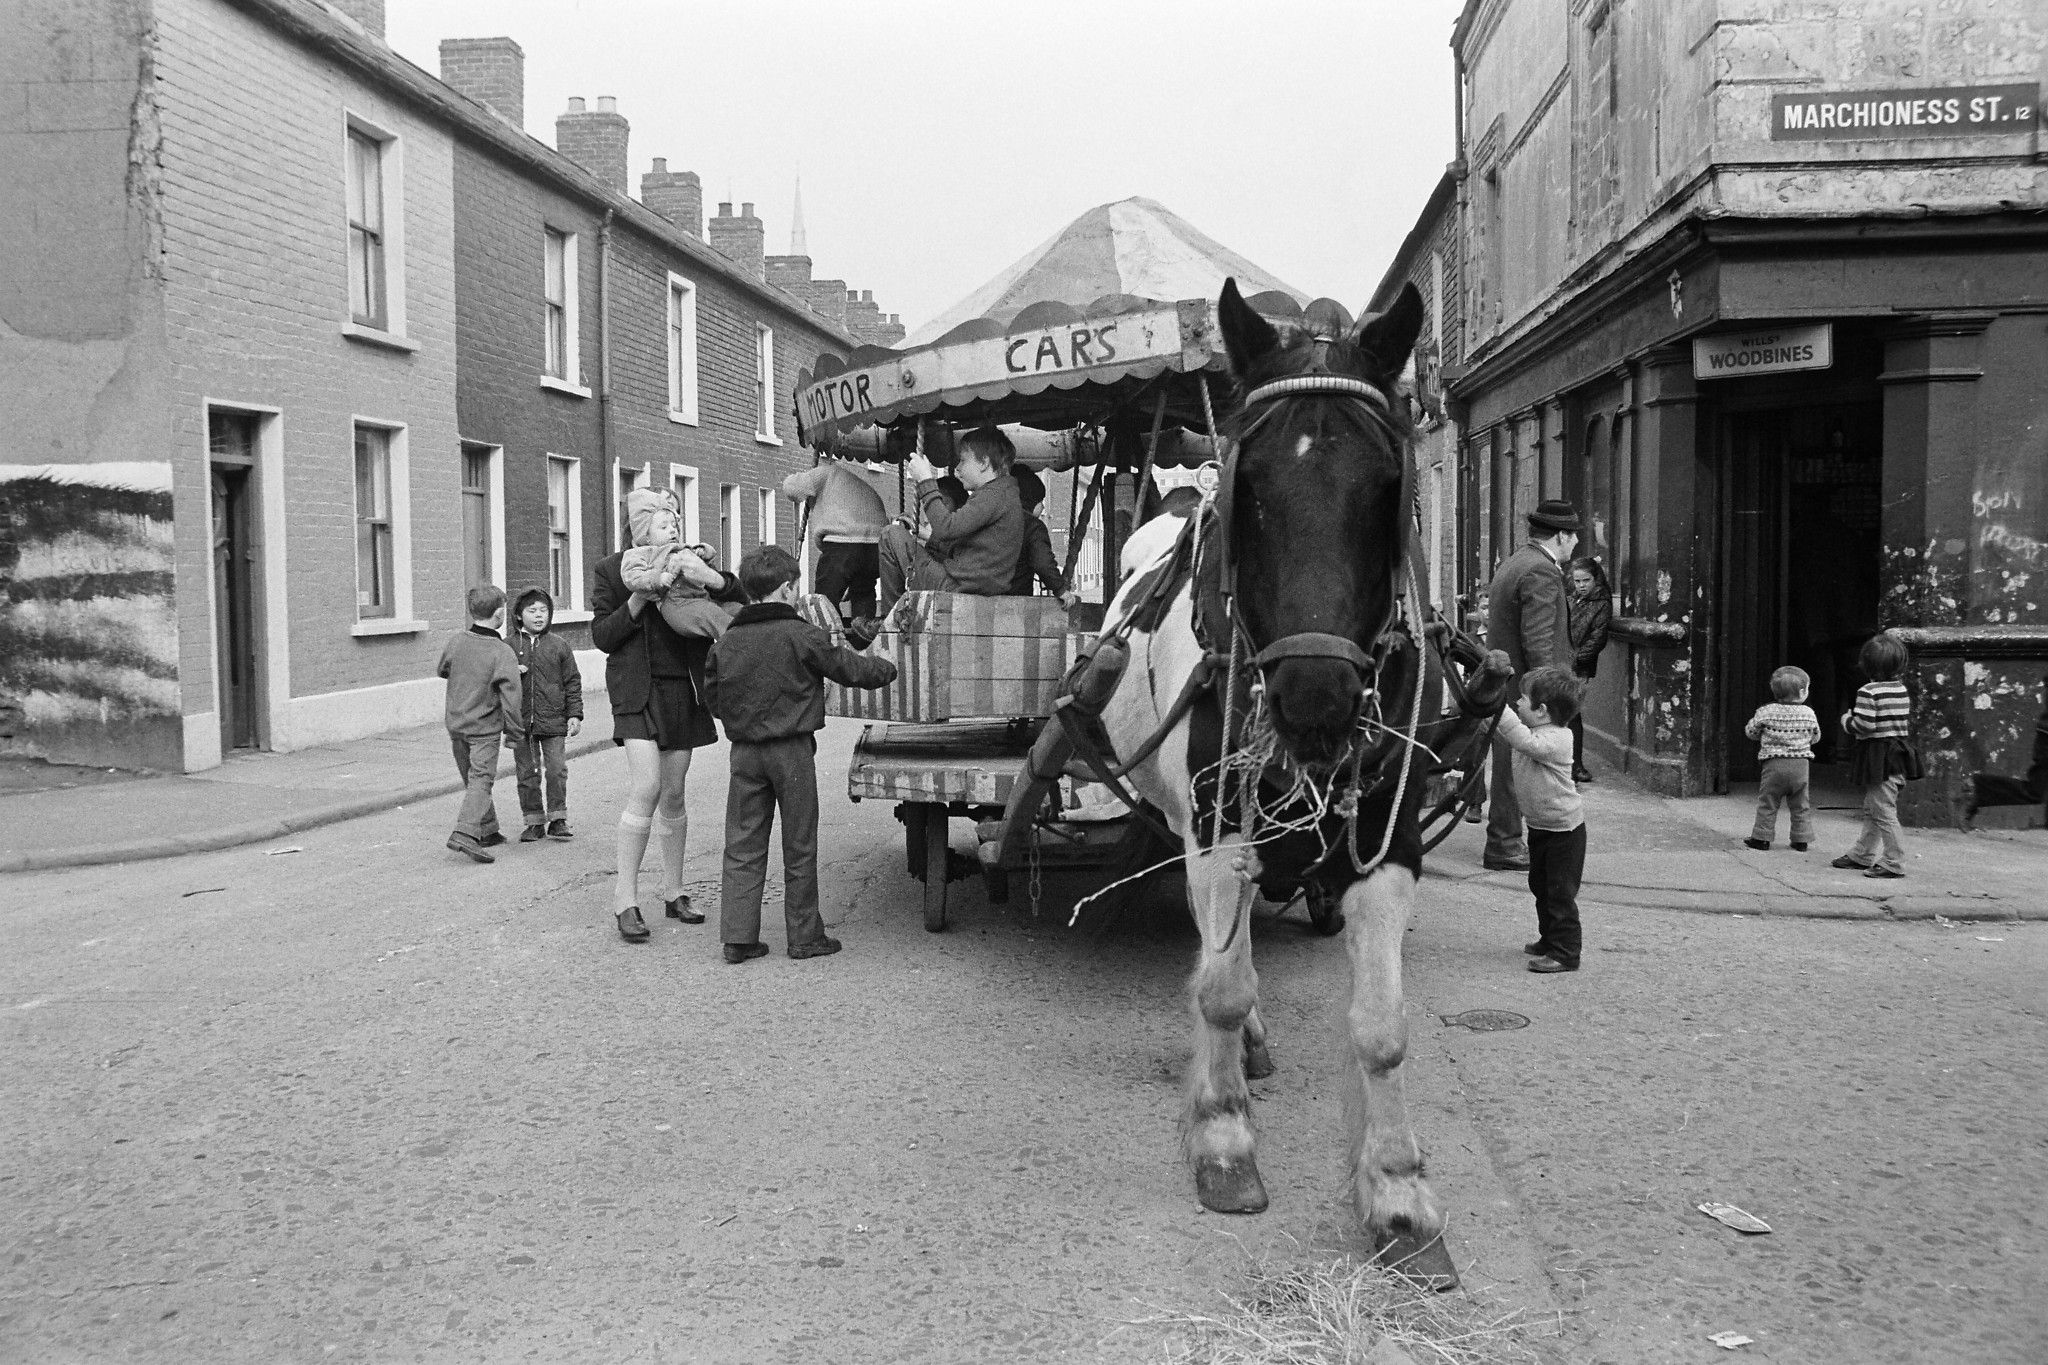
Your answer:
[155,0,462,707]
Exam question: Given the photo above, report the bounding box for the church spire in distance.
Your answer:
[789,174,807,257]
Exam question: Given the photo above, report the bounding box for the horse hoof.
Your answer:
[1243,1038,1276,1080]
[1374,1226,1459,1291]
[1194,1158,1269,1214]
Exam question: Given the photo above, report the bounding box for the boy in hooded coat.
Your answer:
[509,586,584,840]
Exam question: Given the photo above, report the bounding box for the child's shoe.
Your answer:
[788,937,843,960]
[1863,865,1905,879]
[1743,838,1769,851]
[547,819,573,840]
[1527,955,1578,973]
[519,825,546,843]
[723,941,769,964]
[665,894,705,924]
[1790,842,1807,852]
[1830,854,1871,870]
[446,832,494,864]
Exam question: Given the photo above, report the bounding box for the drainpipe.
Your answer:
[598,208,616,553]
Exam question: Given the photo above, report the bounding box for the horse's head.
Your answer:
[1215,277,1424,769]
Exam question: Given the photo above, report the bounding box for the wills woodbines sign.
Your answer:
[1693,325,1833,380]
[1772,84,2038,140]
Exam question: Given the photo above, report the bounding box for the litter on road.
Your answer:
[1699,1203,1773,1234]
[1709,1330,1756,1349]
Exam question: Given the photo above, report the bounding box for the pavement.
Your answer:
[0,716,616,873]
[5,718,2040,923]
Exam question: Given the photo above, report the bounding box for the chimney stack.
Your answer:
[641,157,703,239]
[439,37,524,128]
[555,95,629,195]
[707,201,765,281]
[765,254,813,291]
[327,0,385,39]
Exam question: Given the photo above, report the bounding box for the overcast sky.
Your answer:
[386,0,1465,332]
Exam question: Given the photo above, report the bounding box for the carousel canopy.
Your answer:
[794,198,1330,460]
[904,197,1306,347]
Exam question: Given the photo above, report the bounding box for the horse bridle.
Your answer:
[1213,367,1415,686]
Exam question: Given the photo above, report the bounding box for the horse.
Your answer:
[1091,277,1497,1287]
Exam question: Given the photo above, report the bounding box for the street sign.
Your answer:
[1771,84,2039,141]
[1692,324,1834,380]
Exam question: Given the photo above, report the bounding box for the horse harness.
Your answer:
[1036,366,1432,880]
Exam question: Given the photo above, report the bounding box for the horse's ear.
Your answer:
[1217,277,1280,375]
[1353,282,1424,378]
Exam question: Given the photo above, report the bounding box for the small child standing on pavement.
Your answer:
[508,586,583,842]
[704,547,897,964]
[437,585,525,864]
[1743,664,1822,852]
[1491,665,1587,974]
[1834,631,1915,879]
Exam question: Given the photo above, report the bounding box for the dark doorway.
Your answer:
[1716,403,1882,787]
[208,412,262,752]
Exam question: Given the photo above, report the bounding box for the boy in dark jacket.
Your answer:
[705,547,897,963]
[508,586,584,841]
[437,585,525,864]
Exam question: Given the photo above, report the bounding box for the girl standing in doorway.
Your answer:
[1566,558,1612,785]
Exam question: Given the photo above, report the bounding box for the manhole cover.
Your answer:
[1440,1010,1530,1032]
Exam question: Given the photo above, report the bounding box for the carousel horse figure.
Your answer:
[1089,278,1511,1287]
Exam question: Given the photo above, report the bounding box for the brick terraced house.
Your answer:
[1,0,886,773]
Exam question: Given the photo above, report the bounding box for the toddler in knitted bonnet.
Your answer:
[620,488,734,639]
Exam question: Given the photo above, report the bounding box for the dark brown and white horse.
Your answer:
[1097,278,1459,1284]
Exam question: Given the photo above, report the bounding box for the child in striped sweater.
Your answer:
[1833,632,1914,878]
[1743,665,1821,851]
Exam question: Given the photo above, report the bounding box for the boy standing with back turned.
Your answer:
[1743,665,1821,852]
[704,548,897,963]
[437,585,525,864]
[1491,665,1588,974]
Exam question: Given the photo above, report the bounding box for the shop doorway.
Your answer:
[208,411,264,752]
[1715,403,1882,788]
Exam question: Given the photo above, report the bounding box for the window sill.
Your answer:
[540,376,592,399]
[552,608,595,624]
[342,323,421,353]
[754,433,784,447]
[350,617,430,637]
[668,410,699,427]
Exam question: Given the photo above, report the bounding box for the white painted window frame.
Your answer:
[754,323,780,444]
[667,273,699,425]
[756,486,776,546]
[459,440,506,593]
[546,453,587,616]
[671,464,702,546]
[349,418,422,635]
[341,111,408,348]
[540,228,588,397]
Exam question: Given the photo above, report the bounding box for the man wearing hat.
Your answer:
[1483,499,1581,870]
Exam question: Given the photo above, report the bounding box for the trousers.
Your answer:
[876,524,954,614]
[1527,823,1586,966]
[1750,756,1813,845]
[1848,776,1905,874]
[514,735,568,825]
[1484,731,1526,861]
[720,734,827,948]
[814,540,880,620]
[449,732,504,839]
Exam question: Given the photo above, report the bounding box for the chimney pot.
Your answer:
[566,96,586,113]
[862,290,873,302]
[651,156,666,173]
[596,95,617,113]
[718,202,733,217]
[741,201,754,218]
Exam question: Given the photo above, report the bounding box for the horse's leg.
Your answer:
[1342,865,1458,1288]
[1241,1003,1274,1080]
[1184,843,1267,1214]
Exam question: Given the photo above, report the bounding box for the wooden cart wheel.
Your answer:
[921,803,950,933]
[1304,882,1345,936]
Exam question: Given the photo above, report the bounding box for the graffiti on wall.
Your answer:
[0,463,179,768]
